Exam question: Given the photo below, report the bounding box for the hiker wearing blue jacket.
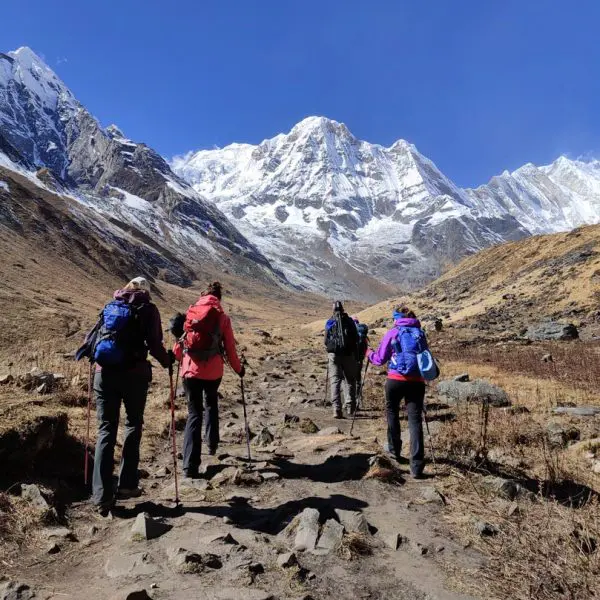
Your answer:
[366,307,428,478]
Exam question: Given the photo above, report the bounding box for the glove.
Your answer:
[238,365,246,379]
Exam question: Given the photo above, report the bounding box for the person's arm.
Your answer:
[145,304,171,368]
[367,329,395,366]
[222,314,242,374]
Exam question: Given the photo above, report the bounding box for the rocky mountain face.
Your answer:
[0,47,278,286]
[173,117,600,296]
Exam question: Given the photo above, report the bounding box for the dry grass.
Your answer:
[337,532,373,561]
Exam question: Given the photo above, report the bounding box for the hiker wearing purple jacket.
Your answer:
[366,306,427,478]
[81,277,172,514]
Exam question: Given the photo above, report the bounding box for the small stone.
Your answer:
[317,426,343,436]
[261,472,280,481]
[47,543,61,554]
[154,466,171,477]
[420,486,446,505]
[592,460,600,475]
[130,512,170,541]
[507,502,520,517]
[553,406,600,417]
[299,418,319,434]
[20,484,49,510]
[167,547,222,573]
[453,373,470,382]
[88,525,99,537]
[203,532,239,545]
[0,374,14,385]
[253,427,275,447]
[474,520,498,537]
[541,354,553,363]
[410,541,429,556]
[42,527,76,542]
[223,516,233,524]
[283,414,300,425]
[382,532,403,550]
[277,552,297,568]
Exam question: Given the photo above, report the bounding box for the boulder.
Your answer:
[546,423,580,448]
[316,519,344,553]
[130,512,171,541]
[294,508,320,552]
[525,321,579,341]
[437,379,510,407]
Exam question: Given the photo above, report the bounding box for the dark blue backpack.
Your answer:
[389,327,428,376]
[93,300,145,367]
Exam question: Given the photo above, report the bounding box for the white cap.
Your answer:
[127,276,150,292]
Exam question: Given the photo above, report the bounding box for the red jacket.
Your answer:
[173,295,242,380]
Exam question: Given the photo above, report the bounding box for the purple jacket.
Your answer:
[367,317,425,382]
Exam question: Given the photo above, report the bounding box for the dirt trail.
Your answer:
[5,341,484,600]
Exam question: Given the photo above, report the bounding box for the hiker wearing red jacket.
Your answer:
[173,282,244,478]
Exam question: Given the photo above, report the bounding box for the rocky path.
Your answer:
[4,344,484,600]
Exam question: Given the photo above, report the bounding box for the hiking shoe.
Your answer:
[208,447,217,456]
[345,405,356,417]
[183,470,201,480]
[94,501,114,517]
[116,487,143,499]
[411,471,425,480]
[333,410,344,419]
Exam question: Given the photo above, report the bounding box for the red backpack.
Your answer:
[183,303,222,361]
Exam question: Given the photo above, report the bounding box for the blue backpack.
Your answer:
[390,327,439,380]
[93,300,145,367]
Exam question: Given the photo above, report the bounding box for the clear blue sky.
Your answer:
[3,0,599,187]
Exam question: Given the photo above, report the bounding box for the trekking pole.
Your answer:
[240,376,252,462]
[168,365,180,505]
[350,361,370,436]
[84,361,94,485]
[423,403,438,469]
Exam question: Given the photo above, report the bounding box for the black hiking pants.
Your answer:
[92,368,149,506]
[385,379,426,476]
[182,377,221,476]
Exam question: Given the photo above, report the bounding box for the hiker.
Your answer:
[353,317,370,404]
[172,282,244,479]
[365,306,428,478]
[79,277,173,515]
[325,301,359,418]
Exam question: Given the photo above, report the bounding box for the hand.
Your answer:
[238,365,246,379]
[365,346,372,358]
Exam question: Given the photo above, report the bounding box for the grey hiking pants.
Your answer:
[328,353,357,412]
[92,368,149,506]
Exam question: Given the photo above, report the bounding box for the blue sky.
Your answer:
[2,0,599,187]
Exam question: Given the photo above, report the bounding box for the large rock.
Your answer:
[525,321,579,341]
[334,509,370,535]
[437,379,510,407]
[294,508,320,552]
[130,512,171,541]
[316,519,344,553]
[0,580,35,600]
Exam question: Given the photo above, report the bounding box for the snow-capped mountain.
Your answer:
[173,116,600,295]
[0,47,277,285]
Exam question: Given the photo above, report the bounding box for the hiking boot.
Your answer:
[208,447,217,456]
[94,500,114,517]
[333,409,344,419]
[183,469,201,480]
[116,487,143,500]
[411,471,425,480]
[345,405,356,417]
